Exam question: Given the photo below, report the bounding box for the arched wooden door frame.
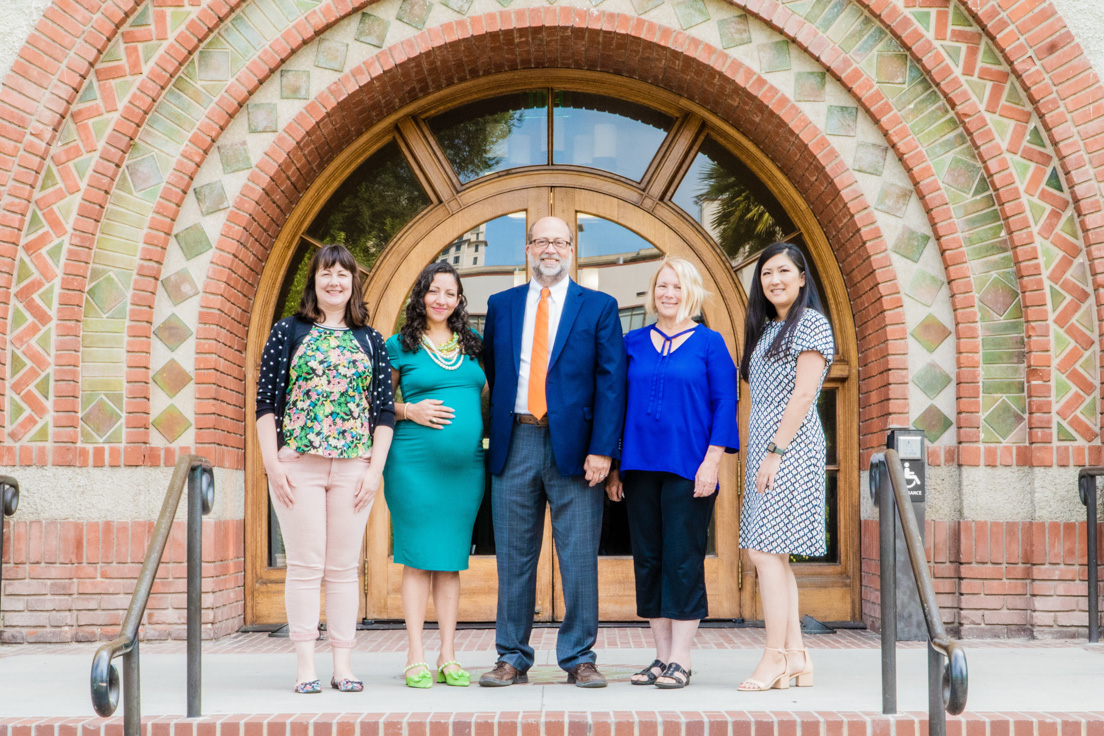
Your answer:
[243,71,860,626]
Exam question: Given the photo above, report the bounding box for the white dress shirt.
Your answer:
[514,276,571,414]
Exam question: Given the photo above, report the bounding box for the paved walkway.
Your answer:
[2,627,1103,718]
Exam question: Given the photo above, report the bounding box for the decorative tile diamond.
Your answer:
[127,155,164,192]
[854,142,888,175]
[396,0,433,28]
[314,39,348,72]
[978,276,1018,317]
[87,273,128,315]
[441,0,472,13]
[174,223,213,260]
[248,103,278,133]
[944,156,982,193]
[984,399,1025,440]
[152,359,193,398]
[673,0,709,29]
[908,270,943,306]
[162,268,200,305]
[193,181,229,215]
[82,396,123,439]
[152,405,192,443]
[876,183,912,217]
[280,70,311,99]
[876,52,908,84]
[758,40,791,73]
[794,72,826,102]
[217,141,251,174]
[630,0,663,14]
[355,13,390,46]
[717,15,751,48]
[154,314,193,351]
[826,105,858,136]
[914,361,952,399]
[892,227,930,262]
[197,49,230,81]
[913,404,953,443]
[911,314,952,353]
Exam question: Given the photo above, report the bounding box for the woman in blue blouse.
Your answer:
[606,257,739,689]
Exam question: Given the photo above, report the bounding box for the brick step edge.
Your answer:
[3,712,1104,735]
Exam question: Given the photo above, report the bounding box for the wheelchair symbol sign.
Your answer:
[900,459,925,500]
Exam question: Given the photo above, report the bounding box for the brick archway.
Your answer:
[190,8,907,463]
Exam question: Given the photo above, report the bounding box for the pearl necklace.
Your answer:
[422,332,464,370]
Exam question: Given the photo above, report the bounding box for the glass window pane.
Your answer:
[552,91,673,181]
[305,140,431,270]
[428,91,549,183]
[672,137,796,263]
[818,388,838,467]
[791,389,839,564]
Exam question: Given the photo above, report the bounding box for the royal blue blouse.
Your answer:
[620,324,740,482]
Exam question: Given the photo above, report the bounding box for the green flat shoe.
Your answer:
[405,662,433,689]
[436,660,471,687]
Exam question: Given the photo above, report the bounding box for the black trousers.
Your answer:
[623,470,716,620]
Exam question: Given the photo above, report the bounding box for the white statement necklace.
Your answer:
[422,332,464,370]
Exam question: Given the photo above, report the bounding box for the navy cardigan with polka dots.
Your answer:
[255,315,396,448]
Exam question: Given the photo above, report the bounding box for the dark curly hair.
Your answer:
[399,262,482,357]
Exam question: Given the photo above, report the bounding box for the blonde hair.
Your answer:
[645,257,709,324]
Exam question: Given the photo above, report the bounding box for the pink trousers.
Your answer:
[271,449,374,647]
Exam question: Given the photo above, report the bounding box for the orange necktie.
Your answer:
[528,288,550,420]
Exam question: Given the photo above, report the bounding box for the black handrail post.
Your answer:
[186,464,206,718]
[1082,470,1100,643]
[928,641,945,736]
[1,476,20,628]
[874,454,897,715]
[123,642,140,736]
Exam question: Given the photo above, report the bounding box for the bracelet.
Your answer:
[401,404,408,421]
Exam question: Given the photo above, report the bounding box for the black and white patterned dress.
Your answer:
[739,309,835,556]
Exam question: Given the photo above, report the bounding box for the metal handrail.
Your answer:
[90,455,214,733]
[1079,467,1104,642]
[1,475,20,629]
[870,449,967,733]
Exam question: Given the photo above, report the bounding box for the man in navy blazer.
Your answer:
[479,216,627,688]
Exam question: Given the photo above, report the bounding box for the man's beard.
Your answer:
[530,253,572,282]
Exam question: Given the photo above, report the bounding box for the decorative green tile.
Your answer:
[217,141,252,174]
[355,13,390,46]
[34,374,50,400]
[983,399,1024,440]
[876,183,912,217]
[193,181,229,215]
[314,39,348,72]
[630,0,663,13]
[162,268,200,305]
[673,0,709,29]
[914,361,952,399]
[16,257,33,285]
[27,420,50,443]
[854,142,887,175]
[396,0,433,28]
[1026,125,1046,149]
[978,276,1018,317]
[197,49,230,81]
[87,274,128,315]
[1057,421,1076,442]
[825,105,857,136]
[154,314,193,351]
[912,404,952,443]
[758,40,791,73]
[10,352,26,378]
[152,359,193,398]
[943,156,981,193]
[794,72,826,102]
[908,269,943,306]
[1045,167,1063,192]
[911,313,951,353]
[152,405,192,443]
[717,15,751,48]
[174,223,213,260]
[248,103,278,133]
[441,0,472,13]
[82,396,122,439]
[280,70,311,99]
[876,52,907,84]
[24,209,44,236]
[126,155,163,192]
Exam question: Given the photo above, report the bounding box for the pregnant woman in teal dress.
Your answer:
[383,261,486,689]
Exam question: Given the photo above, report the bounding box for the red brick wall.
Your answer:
[0,518,243,644]
[862,519,1104,639]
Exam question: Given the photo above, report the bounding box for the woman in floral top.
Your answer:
[256,244,395,694]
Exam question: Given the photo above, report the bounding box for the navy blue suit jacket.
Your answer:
[483,280,627,477]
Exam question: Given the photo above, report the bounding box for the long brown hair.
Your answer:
[294,243,370,328]
[399,262,482,357]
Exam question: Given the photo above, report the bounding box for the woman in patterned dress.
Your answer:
[256,243,395,694]
[383,262,486,688]
[737,243,835,692]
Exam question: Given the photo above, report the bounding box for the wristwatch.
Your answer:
[766,441,788,456]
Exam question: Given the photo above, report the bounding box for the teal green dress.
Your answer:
[382,334,486,571]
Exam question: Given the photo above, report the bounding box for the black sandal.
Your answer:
[654,662,691,689]
[630,659,666,686]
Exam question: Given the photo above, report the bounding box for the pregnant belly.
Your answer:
[393,399,484,461]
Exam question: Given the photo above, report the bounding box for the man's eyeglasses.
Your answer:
[529,238,572,250]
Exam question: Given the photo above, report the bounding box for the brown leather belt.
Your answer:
[515,413,549,427]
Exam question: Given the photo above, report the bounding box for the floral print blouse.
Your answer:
[282,325,374,458]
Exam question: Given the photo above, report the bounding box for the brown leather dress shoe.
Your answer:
[566,662,607,688]
[478,661,528,687]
